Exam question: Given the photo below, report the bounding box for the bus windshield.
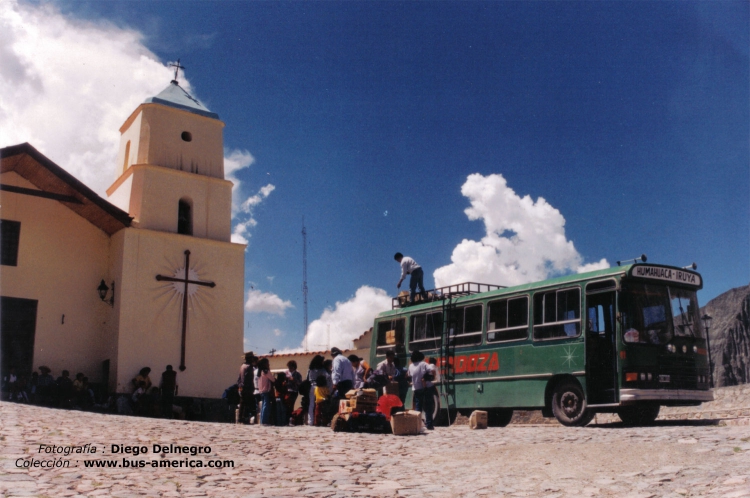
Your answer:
[620,283,704,344]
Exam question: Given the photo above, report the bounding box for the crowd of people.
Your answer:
[1,364,181,419]
[2,366,96,408]
[2,347,439,430]
[232,347,438,430]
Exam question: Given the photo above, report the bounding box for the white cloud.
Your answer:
[231,183,275,246]
[434,173,609,288]
[224,148,255,194]
[301,286,391,351]
[273,328,283,337]
[244,289,293,316]
[0,1,179,194]
[0,2,270,244]
[577,258,610,274]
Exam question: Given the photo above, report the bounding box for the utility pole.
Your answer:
[302,219,309,351]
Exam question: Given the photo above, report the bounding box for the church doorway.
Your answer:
[1,297,38,379]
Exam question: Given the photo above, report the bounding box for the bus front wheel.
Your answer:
[551,380,593,427]
[618,404,660,426]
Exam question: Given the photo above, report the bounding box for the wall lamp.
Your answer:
[98,279,115,307]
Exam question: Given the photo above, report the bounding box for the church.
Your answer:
[0,80,245,399]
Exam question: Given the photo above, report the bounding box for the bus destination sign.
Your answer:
[631,265,702,287]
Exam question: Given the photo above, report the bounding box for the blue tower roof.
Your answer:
[144,81,219,120]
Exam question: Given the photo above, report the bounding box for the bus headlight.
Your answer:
[693,345,698,353]
[667,344,676,353]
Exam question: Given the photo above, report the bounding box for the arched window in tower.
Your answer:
[177,198,193,235]
[123,140,131,173]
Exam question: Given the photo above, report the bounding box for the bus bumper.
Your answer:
[619,388,714,403]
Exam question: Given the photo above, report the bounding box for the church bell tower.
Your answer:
[104,69,244,398]
[106,78,232,242]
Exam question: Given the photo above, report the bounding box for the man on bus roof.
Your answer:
[394,252,427,304]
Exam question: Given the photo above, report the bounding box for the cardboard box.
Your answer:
[384,382,399,396]
[339,399,352,415]
[469,410,488,430]
[391,410,423,436]
[386,330,397,344]
[349,398,377,412]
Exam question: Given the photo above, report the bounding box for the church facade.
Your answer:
[0,81,244,399]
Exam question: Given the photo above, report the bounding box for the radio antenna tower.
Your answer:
[302,219,309,351]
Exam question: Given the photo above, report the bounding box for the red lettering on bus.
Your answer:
[477,353,489,372]
[467,354,478,373]
[488,352,499,371]
[455,356,466,374]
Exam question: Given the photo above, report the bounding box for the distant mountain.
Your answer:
[701,284,750,387]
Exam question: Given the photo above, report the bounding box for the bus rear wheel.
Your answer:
[487,409,514,427]
[551,380,593,427]
[618,404,660,426]
[431,392,456,426]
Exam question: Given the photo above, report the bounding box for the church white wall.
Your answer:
[112,227,244,398]
[0,172,117,384]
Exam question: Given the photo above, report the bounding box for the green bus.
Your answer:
[368,262,712,427]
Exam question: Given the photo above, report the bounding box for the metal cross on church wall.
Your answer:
[155,250,215,371]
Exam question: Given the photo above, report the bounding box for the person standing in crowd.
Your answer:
[256,358,275,426]
[160,365,178,419]
[134,367,152,391]
[252,356,261,424]
[377,350,398,380]
[284,361,302,423]
[394,252,427,303]
[36,366,54,406]
[407,350,434,430]
[237,353,255,424]
[274,372,288,427]
[425,357,439,420]
[313,375,331,426]
[306,355,326,426]
[349,355,366,389]
[323,359,334,390]
[56,370,74,408]
[330,347,354,399]
[2,367,18,401]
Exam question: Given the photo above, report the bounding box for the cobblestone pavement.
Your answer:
[2,402,750,498]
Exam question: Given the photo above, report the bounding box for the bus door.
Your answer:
[585,290,618,404]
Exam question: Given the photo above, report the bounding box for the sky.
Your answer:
[1,0,748,355]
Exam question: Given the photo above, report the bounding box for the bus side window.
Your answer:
[487,296,528,342]
[451,305,482,347]
[376,319,404,355]
[409,312,442,351]
[533,288,581,341]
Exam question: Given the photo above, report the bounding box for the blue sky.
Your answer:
[3,1,748,354]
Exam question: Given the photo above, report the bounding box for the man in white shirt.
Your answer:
[330,347,354,399]
[395,252,427,304]
[407,350,434,430]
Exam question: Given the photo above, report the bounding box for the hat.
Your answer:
[330,347,342,357]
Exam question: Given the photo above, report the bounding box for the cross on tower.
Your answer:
[169,59,185,84]
[155,250,215,371]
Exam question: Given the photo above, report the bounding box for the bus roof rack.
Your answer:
[392,282,506,309]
